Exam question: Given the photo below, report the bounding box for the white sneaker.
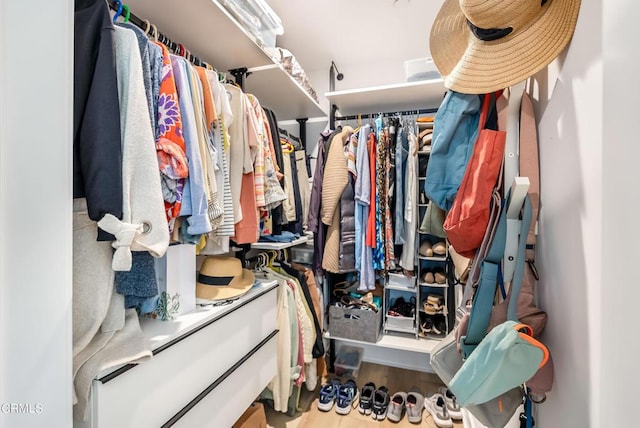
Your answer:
[438,386,463,420]
[424,393,453,428]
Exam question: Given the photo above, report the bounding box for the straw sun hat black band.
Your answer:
[197,274,234,286]
[466,0,549,42]
[467,20,512,41]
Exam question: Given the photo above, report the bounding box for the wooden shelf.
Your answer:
[325,78,446,116]
[125,0,327,120]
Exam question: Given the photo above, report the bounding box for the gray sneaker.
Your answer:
[386,391,407,423]
[438,386,462,420]
[424,393,453,428]
[405,391,425,424]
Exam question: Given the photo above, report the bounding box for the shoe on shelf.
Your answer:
[406,391,425,424]
[359,382,376,415]
[317,378,341,412]
[423,295,444,315]
[424,393,453,428]
[432,316,447,335]
[371,386,391,421]
[420,317,434,336]
[335,379,359,415]
[419,241,434,257]
[437,387,463,420]
[386,391,408,423]
[434,269,447,284]
[432,240,447,256]
[423,271,435,284]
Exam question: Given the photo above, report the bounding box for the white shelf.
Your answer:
[385,283,418,293]
[325,78,446,116]
[245,64,326,119]
[250,236,308,250]
[125,0,327,120]
[419,282,448,288]
[326,331,441,354]
[418,255,447,261]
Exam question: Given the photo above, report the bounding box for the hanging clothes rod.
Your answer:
[334,108,438,122]
[106,0,210,69]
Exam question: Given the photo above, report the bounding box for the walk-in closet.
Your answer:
[1,1,636,428]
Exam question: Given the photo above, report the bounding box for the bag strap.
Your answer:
[507,194,533,321]
[460,194,508,358]
[519,92,539,261]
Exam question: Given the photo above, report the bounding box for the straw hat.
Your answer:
[429,0,581,94]
[196,256,255,301]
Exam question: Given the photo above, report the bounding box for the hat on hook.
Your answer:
[429,0,581,94]
[196,256,255,301]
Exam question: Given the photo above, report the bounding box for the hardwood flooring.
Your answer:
[264,362,463,428]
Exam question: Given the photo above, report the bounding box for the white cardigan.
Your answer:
[99,27,169,271]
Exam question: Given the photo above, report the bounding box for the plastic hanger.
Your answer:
[122,4,130,22]
[142,19,151,35]
[112,0,123,23]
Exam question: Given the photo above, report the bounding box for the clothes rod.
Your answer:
[334,108,438,122]
[106,0,209,69]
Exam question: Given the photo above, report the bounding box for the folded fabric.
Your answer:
[449,320,548,406]
[258,231,301,243]
[114,251,159,309]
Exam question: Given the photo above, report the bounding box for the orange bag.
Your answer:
[444,92,506,258]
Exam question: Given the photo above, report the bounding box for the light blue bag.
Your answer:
[424,90,481,211]
[449,320,548,407]
[449,196,550,407]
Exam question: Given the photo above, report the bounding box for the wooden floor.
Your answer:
[264,362,463,428]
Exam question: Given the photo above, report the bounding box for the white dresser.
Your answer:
[75,281,279,428]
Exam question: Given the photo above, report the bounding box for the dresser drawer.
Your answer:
[86,286,278,428]
[170,331,277,427]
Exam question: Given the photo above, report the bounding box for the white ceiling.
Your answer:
[267,0,444,75]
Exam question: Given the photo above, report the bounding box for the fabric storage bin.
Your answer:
[404,57,441,82]
[329,305,382,343]
[219,0,284,48]
[386,314,416,330]
[334,344,364,378]
[388,272,417,290]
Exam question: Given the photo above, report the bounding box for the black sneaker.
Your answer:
[371,386,390,421]
[359,382,376,415]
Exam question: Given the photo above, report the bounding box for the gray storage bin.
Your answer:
[329,305,382,343]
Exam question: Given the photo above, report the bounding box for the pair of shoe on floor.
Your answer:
[317,378,358,415]
[424,387,463,428]
[358,383,403,421]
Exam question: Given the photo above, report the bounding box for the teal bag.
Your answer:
[449,196,550,407]
[449,320,548,406]
[424,90,481,211]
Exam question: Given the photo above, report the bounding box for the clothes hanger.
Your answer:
[122,4,130,22]
[142,19,151,35]
[112,0,123,23]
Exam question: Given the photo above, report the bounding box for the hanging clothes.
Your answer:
[73,0,122,240]
[355,125,375,290]
[321,126,353,273]
[172,55,211,238]
[400,131,418,271]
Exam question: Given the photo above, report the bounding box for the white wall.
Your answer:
[536,0,638,426]
[0,1,74,427]
[600,0,640,425]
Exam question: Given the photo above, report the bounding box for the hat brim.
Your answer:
[196,268,255,301]
[430,0,581,94]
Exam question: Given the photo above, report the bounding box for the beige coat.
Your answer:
[321,126,353,273]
